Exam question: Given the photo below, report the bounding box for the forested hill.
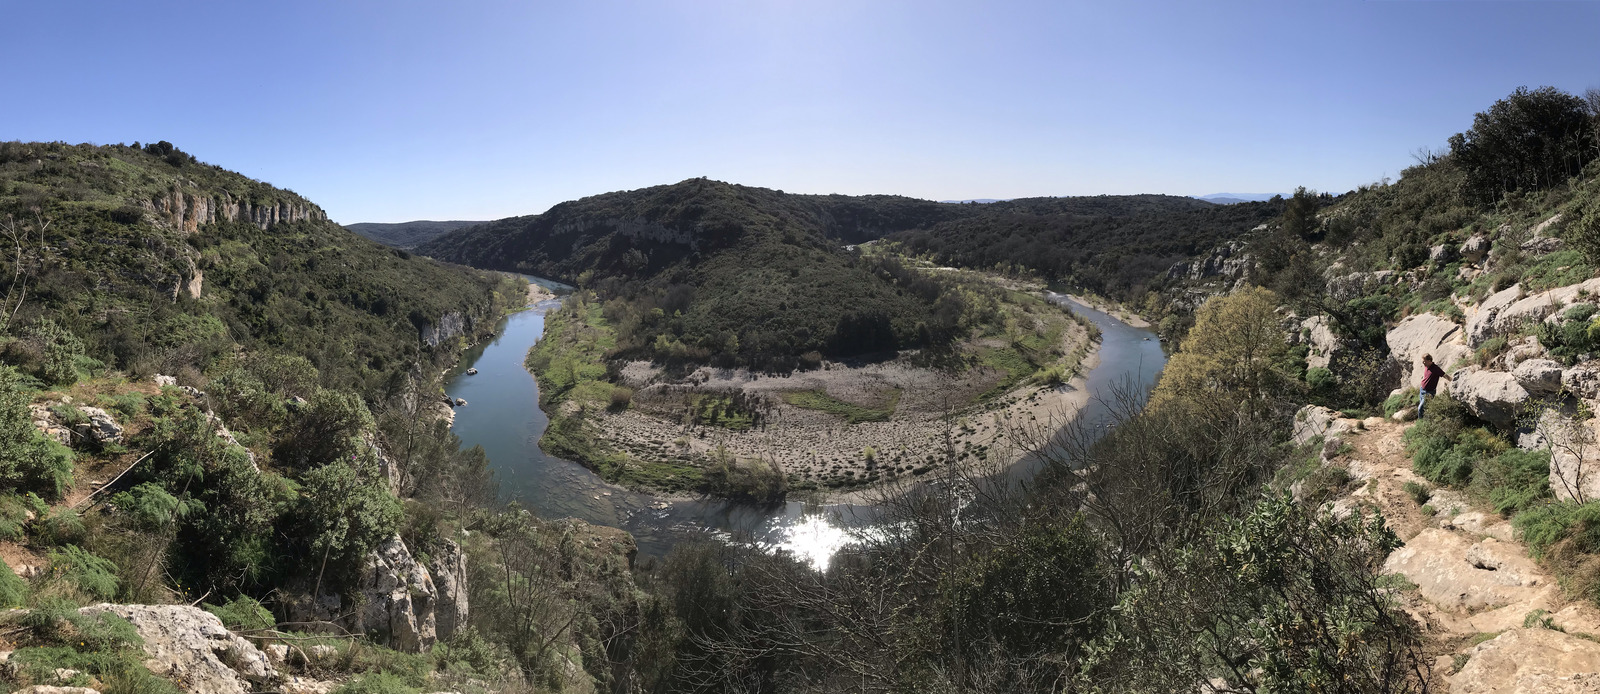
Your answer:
[0,140,521,395]
[889,194,1282,299]
[345,219,487,249]
[418,179,1270,368]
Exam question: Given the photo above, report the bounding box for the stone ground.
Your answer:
[1329,419,1600,693]
[596,320,1096,494]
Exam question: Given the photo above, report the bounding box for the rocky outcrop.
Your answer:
[79,604,279,694]
[1292,405,1350,447]
[428,539,470,640]
[1299,315,1344,370]
[1450,367,1530,430]
[1167,241,1249,282]
[354,535,438,652]
[1467,279,1600,347]
[1386,313,1471,388]
[1450,627,1600,694]
[1430,243,1459,266]
[1519,213,1566,254]
[143,181,326,233]
[73,407,124,445]
[419,312,468,348]
[1382,529,1546,612]
[28,404,72,445]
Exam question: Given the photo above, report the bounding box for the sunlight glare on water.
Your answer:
[775,514,852,572]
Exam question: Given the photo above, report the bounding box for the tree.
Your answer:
[1449,86,1597,204]
[1282,186,1321,240]
[1151,287,1292,409]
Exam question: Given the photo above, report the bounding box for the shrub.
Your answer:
[32,507,87,547]
[1403,481,1432,506]
[204,595,275,631]
[0,558,26,607]
[44,545,120,601]
[1305,366,1336,392]
[1477,448,1553,515]
[1515,501,1600,559]
[0,364,77,500]
[332,672,421,694]
[608,385,633,411]
[1569,192,1600,266]
[1383,388,1419,418]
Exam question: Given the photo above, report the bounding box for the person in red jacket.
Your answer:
[1418,354,1449,418]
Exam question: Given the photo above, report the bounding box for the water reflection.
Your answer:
[443,279,1164,570]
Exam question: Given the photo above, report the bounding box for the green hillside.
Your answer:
[419,179,1259,369]
[0,141,521,394]
[345,219,487,248]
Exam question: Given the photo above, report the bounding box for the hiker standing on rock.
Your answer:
[1418,354,1449,418]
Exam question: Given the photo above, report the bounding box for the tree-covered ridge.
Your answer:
[345,220,489,249]
[420,178,1258,369]
[0,140,522,395]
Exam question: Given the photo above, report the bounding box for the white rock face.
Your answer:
[1512,358,1565,397]
[1386,313,1471,388]
[420,312,468,348]
[429,539,470,641]
[1292,405,1349,447]
[1301,315,1343,370]
[1450,627,1600,694]
[1468,279,1600,347]
[353,535,438,652]
[78,604,279,694]
[1382,529,1545,612]
[1450,367,1531,430]
[1564,366,1600,400]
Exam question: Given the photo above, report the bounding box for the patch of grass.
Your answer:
[1468,631,1503,647]
[781,388,900,424]
[1383,387,1419,418]
[977,347,1037,400]
[1377,573,1420,592]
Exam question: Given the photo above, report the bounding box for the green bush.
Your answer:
[204,595,275,631]
[1515,502,1600,559]
[0,557,26,607]
[32,507,87,547]
[1477,448,1553,515]
[45,545,120,602]
[0,364,77,500]
[332,672,421,694]
[0,491,46,541]
[1383,388,1419,417]
[1305,366,1336,393]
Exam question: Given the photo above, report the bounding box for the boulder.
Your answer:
[1382,529,1545,612]
[1386,313,1472,388]
[1292,405,1349,447]
[428,539,470,641]
[73,407,123,445]
[1450,627,1600,694]
[1462,234,1491,263]
[79,604,279,694]
[1512,359,1565,397]
[154,374,177,387]
[353,535,438,653]
[1520,213,1566,254]
[1501,336,1547,370]
[1430,243,1459,266]
[1450,367,1530,430]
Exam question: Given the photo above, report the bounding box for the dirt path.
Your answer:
[1328,419,1600,692]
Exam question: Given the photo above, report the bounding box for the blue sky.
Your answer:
[5,1,1599,222]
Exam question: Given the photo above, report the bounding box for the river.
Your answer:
[443,279,1165,566]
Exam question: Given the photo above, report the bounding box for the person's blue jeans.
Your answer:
[1418,389,1434,418]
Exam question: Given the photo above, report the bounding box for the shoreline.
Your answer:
[1063,293,1153,329]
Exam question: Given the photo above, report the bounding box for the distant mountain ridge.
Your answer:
[1196,193,1282,205]
[345,220,488,248]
